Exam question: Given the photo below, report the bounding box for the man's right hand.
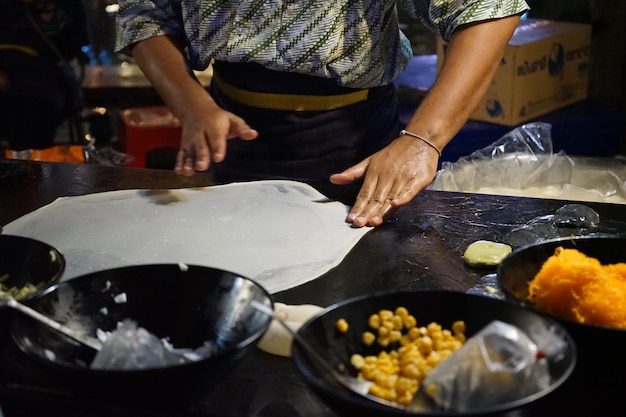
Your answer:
[174,102,258,176]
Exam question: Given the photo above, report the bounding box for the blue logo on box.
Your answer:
[548,43,565,77]
[486,99,503,117]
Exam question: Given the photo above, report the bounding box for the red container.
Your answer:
[119,106,182,168]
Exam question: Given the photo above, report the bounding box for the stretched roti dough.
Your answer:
[2,180,372,294]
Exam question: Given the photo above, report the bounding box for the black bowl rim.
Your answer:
[504,233,626,254]
[293,289,577,416]
[0,234,66,300]
[497,234,626,333]
[11,263,274,374]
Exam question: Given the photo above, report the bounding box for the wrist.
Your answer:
[399,129,442,158]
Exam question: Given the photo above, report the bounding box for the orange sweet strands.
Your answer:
[528,247,626,328]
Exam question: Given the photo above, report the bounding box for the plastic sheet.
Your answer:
[432,122,626,204]
[91,320,187,370]
[3,141,133,166]
[423,320,566,411]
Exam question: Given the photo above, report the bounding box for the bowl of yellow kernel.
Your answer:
[292,290,576,417]
[0,234,65,301]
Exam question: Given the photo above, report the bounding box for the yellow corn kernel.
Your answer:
[368,314,381,329]
[369,384,393,401]
[426,350,442,366]
[399,350,415,362]
[350,353,365,370]
[399,335,412,346]
[426,383,437,397]
[364,355,378,364]
[407,326,421,341]
[360,367,378,381]
[377,325,389,337]
[335,318,349,333]
[397,393,414,406]
[403,314,417,329]
[377,350,391,360]
[362,331,376,346]
[389,330,402,343]
[426,322,442,335]
[379,309,394,321]
[452,320,466,334]
[416,336,433,355]
[375,372,398,389]
[401,362,422,380]
[391,315,404,330]
[377,336,390,348]
[395,376,418,395]
[395,306,409,318]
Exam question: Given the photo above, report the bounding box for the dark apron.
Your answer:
[209,61,400,182]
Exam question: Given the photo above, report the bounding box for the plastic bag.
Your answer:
[3,140,134,166]
[422,320,566,411]
[90,319,185,370]
[432,122,626,204]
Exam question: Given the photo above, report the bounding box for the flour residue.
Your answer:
[143,189,188,205]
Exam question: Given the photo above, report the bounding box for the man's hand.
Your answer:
[330,135,439,227]
[174,102,258,176]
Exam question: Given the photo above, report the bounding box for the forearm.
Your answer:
[404,15,521,152]
[130,35,216,121]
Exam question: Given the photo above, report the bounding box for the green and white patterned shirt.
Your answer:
[116,0,529,88]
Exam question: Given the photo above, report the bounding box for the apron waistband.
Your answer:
[211,69,369,111]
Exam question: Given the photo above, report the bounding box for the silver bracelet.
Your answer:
[399,129,442,158]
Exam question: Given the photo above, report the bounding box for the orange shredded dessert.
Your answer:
[528,247,626,328]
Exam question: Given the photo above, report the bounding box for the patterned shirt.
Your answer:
[116,0,529,88]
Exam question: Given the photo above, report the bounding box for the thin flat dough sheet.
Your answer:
[3,180,371,293]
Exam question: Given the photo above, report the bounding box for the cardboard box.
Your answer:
[437,18,592,126]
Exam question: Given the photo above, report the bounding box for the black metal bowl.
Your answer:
[0,234,65,300]
[292,290,576,417]
[497,235,626,416]
[10,264,273,406]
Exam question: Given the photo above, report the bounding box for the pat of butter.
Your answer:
[463,240,512,267]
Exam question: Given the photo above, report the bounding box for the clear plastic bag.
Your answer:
[432,122,626,204]
[3,141,134,166]
[422,320,566,411]
[91,319,185,370]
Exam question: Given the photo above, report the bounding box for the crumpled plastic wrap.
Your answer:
[432,122,626,204]
[91,319,189,370]
[423,320,567,411]
[3,141,134,166]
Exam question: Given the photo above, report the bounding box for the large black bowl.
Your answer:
[497,235,626,416]
[0,234,65,300]
[292,290,576,417]
[10,264,272,406]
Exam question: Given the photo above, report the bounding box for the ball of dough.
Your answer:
[463,240,512,267]
[256,302,324,357]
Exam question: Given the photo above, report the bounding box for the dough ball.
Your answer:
[256,302,324,357]
[463,240,512,268]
